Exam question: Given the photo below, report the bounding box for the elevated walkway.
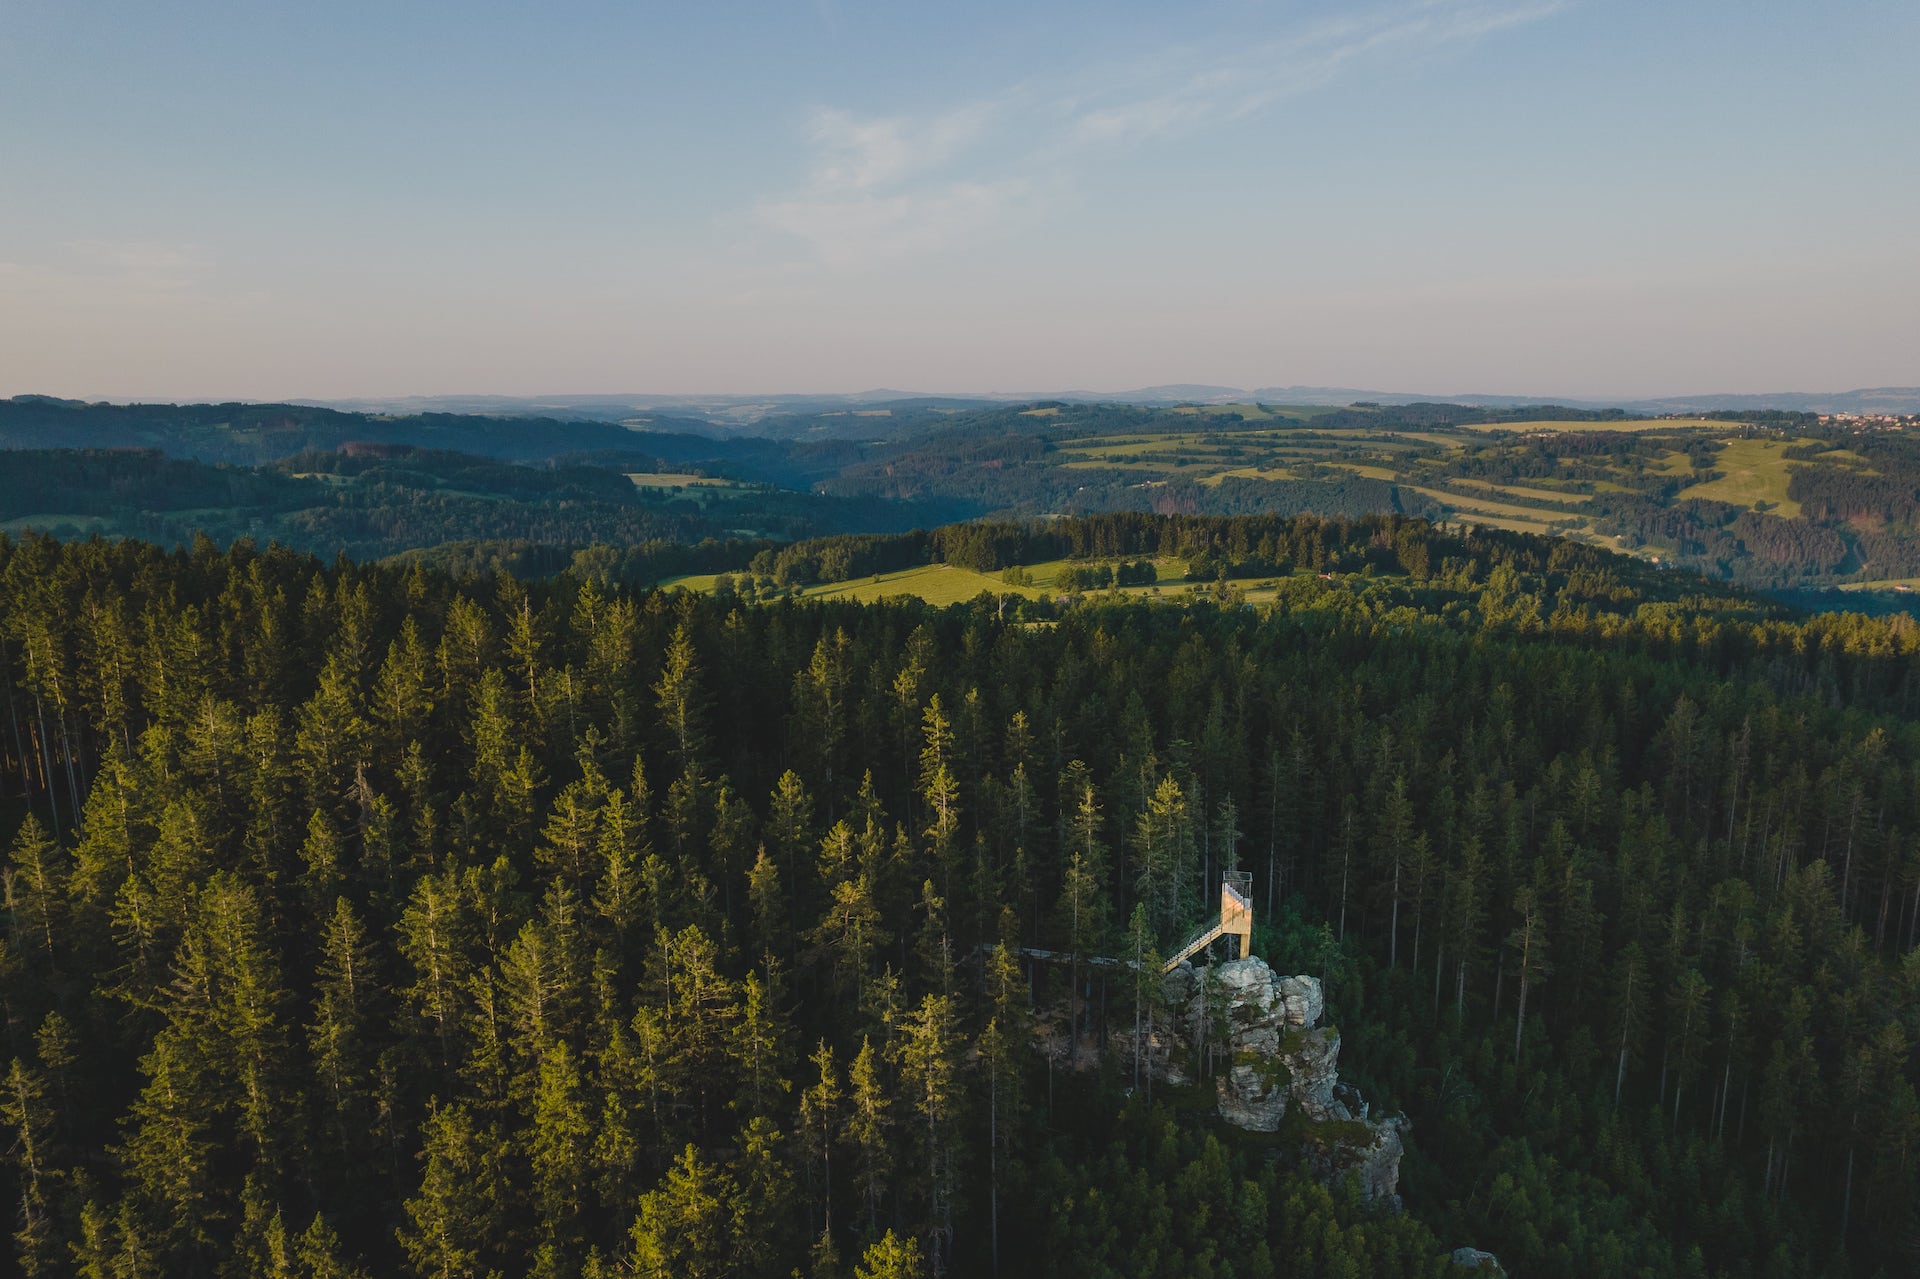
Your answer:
[1163,871,1253,972]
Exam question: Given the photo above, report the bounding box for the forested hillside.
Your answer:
[14,396,1920,599]
[2,517,1917,1278]
[0,446,931,561]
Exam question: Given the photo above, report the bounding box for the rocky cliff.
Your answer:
[1155,956,1407,1205]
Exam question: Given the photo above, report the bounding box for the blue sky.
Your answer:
[2,0,1915,400]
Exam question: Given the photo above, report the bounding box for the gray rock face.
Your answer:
[1449,1246,1505,1274]
[1159,956,1406,1204]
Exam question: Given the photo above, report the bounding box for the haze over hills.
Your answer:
[286,385,1920,428]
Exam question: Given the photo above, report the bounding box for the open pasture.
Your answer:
[1453,477,1590,504]
[803,564,1042,604]
[627,472,743,489]
[1675,438,1804,515]
[1198,466,1299,485]
[1462,417,1728,433]
[1324,462,1400,481]
[1406,485,1572,523]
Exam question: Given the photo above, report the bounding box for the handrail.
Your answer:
[1163,922,1227,973]
[1161,874,1256,972]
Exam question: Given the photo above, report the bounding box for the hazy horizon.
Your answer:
[5,0,1916,402]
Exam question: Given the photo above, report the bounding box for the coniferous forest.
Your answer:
[3,517,1919,1279]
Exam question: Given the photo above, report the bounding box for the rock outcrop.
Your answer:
[1449,1246,1506,1274]
[1154,956,1407,1205]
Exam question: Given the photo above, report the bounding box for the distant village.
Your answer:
[1818,412,1920,428]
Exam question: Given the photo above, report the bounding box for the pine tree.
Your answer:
[5,816,64,978]
[1133,775,1194,941]
[398,1102,507,1279]
[843,1036,892,1239]
[1666,968,1712,1128]
[1608,942,1649,1108]
[529,1041,592,1250]
[1508,884,1550,1065]
[853,1231,924,1279]
[1,1058,57,1276]
[309,897,379,1164]
[654,623,708,776]
[626,1144,732,1279]
[798,1041,841,1241]
[730,969,793,1121]
[895,994,961,1274]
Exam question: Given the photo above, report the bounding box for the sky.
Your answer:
[2,0,1916,402]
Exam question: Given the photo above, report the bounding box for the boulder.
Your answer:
[1158,955,1406,1204]
[1449,1247,1505,1274]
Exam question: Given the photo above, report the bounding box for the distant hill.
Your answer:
[292,384,1920,419]
[14,393,1920,597]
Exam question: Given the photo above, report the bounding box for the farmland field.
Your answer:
[802,564,1041,603]
[1675,438,1804,515]
[626,472,743,488]
[1405,485,1571,523]
[1453,477,1591,504]
[1461,417,1727,433]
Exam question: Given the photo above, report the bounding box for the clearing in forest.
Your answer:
[1462,417,1727,433]
[627,472,743,488]
[1405,485,1573,524]
[1198,466,1299,486]
[1453,477,1591,504]
[1675,439,1804,516]
[802,565,1042,604]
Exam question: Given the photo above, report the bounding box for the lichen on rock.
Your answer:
[1160,955,1407,1205]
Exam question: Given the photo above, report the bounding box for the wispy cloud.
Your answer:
[756,0,1566,268]
[753,101,1039,267]
[0,240,208,306]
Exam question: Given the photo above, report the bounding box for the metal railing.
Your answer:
[1161,872,1256,972]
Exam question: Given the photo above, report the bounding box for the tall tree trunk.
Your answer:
[1514,972,1529,1065]
[1841,1146,1854,1241]
[989,1057,998,1277]
[1389,855,1401,970]
[1716,1056,1732,1140]
[29,713,59,837]
[2,658,27,806]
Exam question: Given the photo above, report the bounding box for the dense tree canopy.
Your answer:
[1,517,1917,1278]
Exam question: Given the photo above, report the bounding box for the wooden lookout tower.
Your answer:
[1162,871,1254,972]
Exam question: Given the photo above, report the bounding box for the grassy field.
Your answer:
[627,473,743,488]
[1452,477,1590,505]
[1442,512,1559,535]
[1837,579,1920,593]
[0,514,111,535]
[1474,417,1732,435]
[1406,485,1573,523]
[803,565,1041,603]
[661,557,1218,608]
[659,565,1039,603]
[1675,438,1803,516]
[1058,458,1190,473]
[1325,462,1400,481]
[1198,466,1298,486]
